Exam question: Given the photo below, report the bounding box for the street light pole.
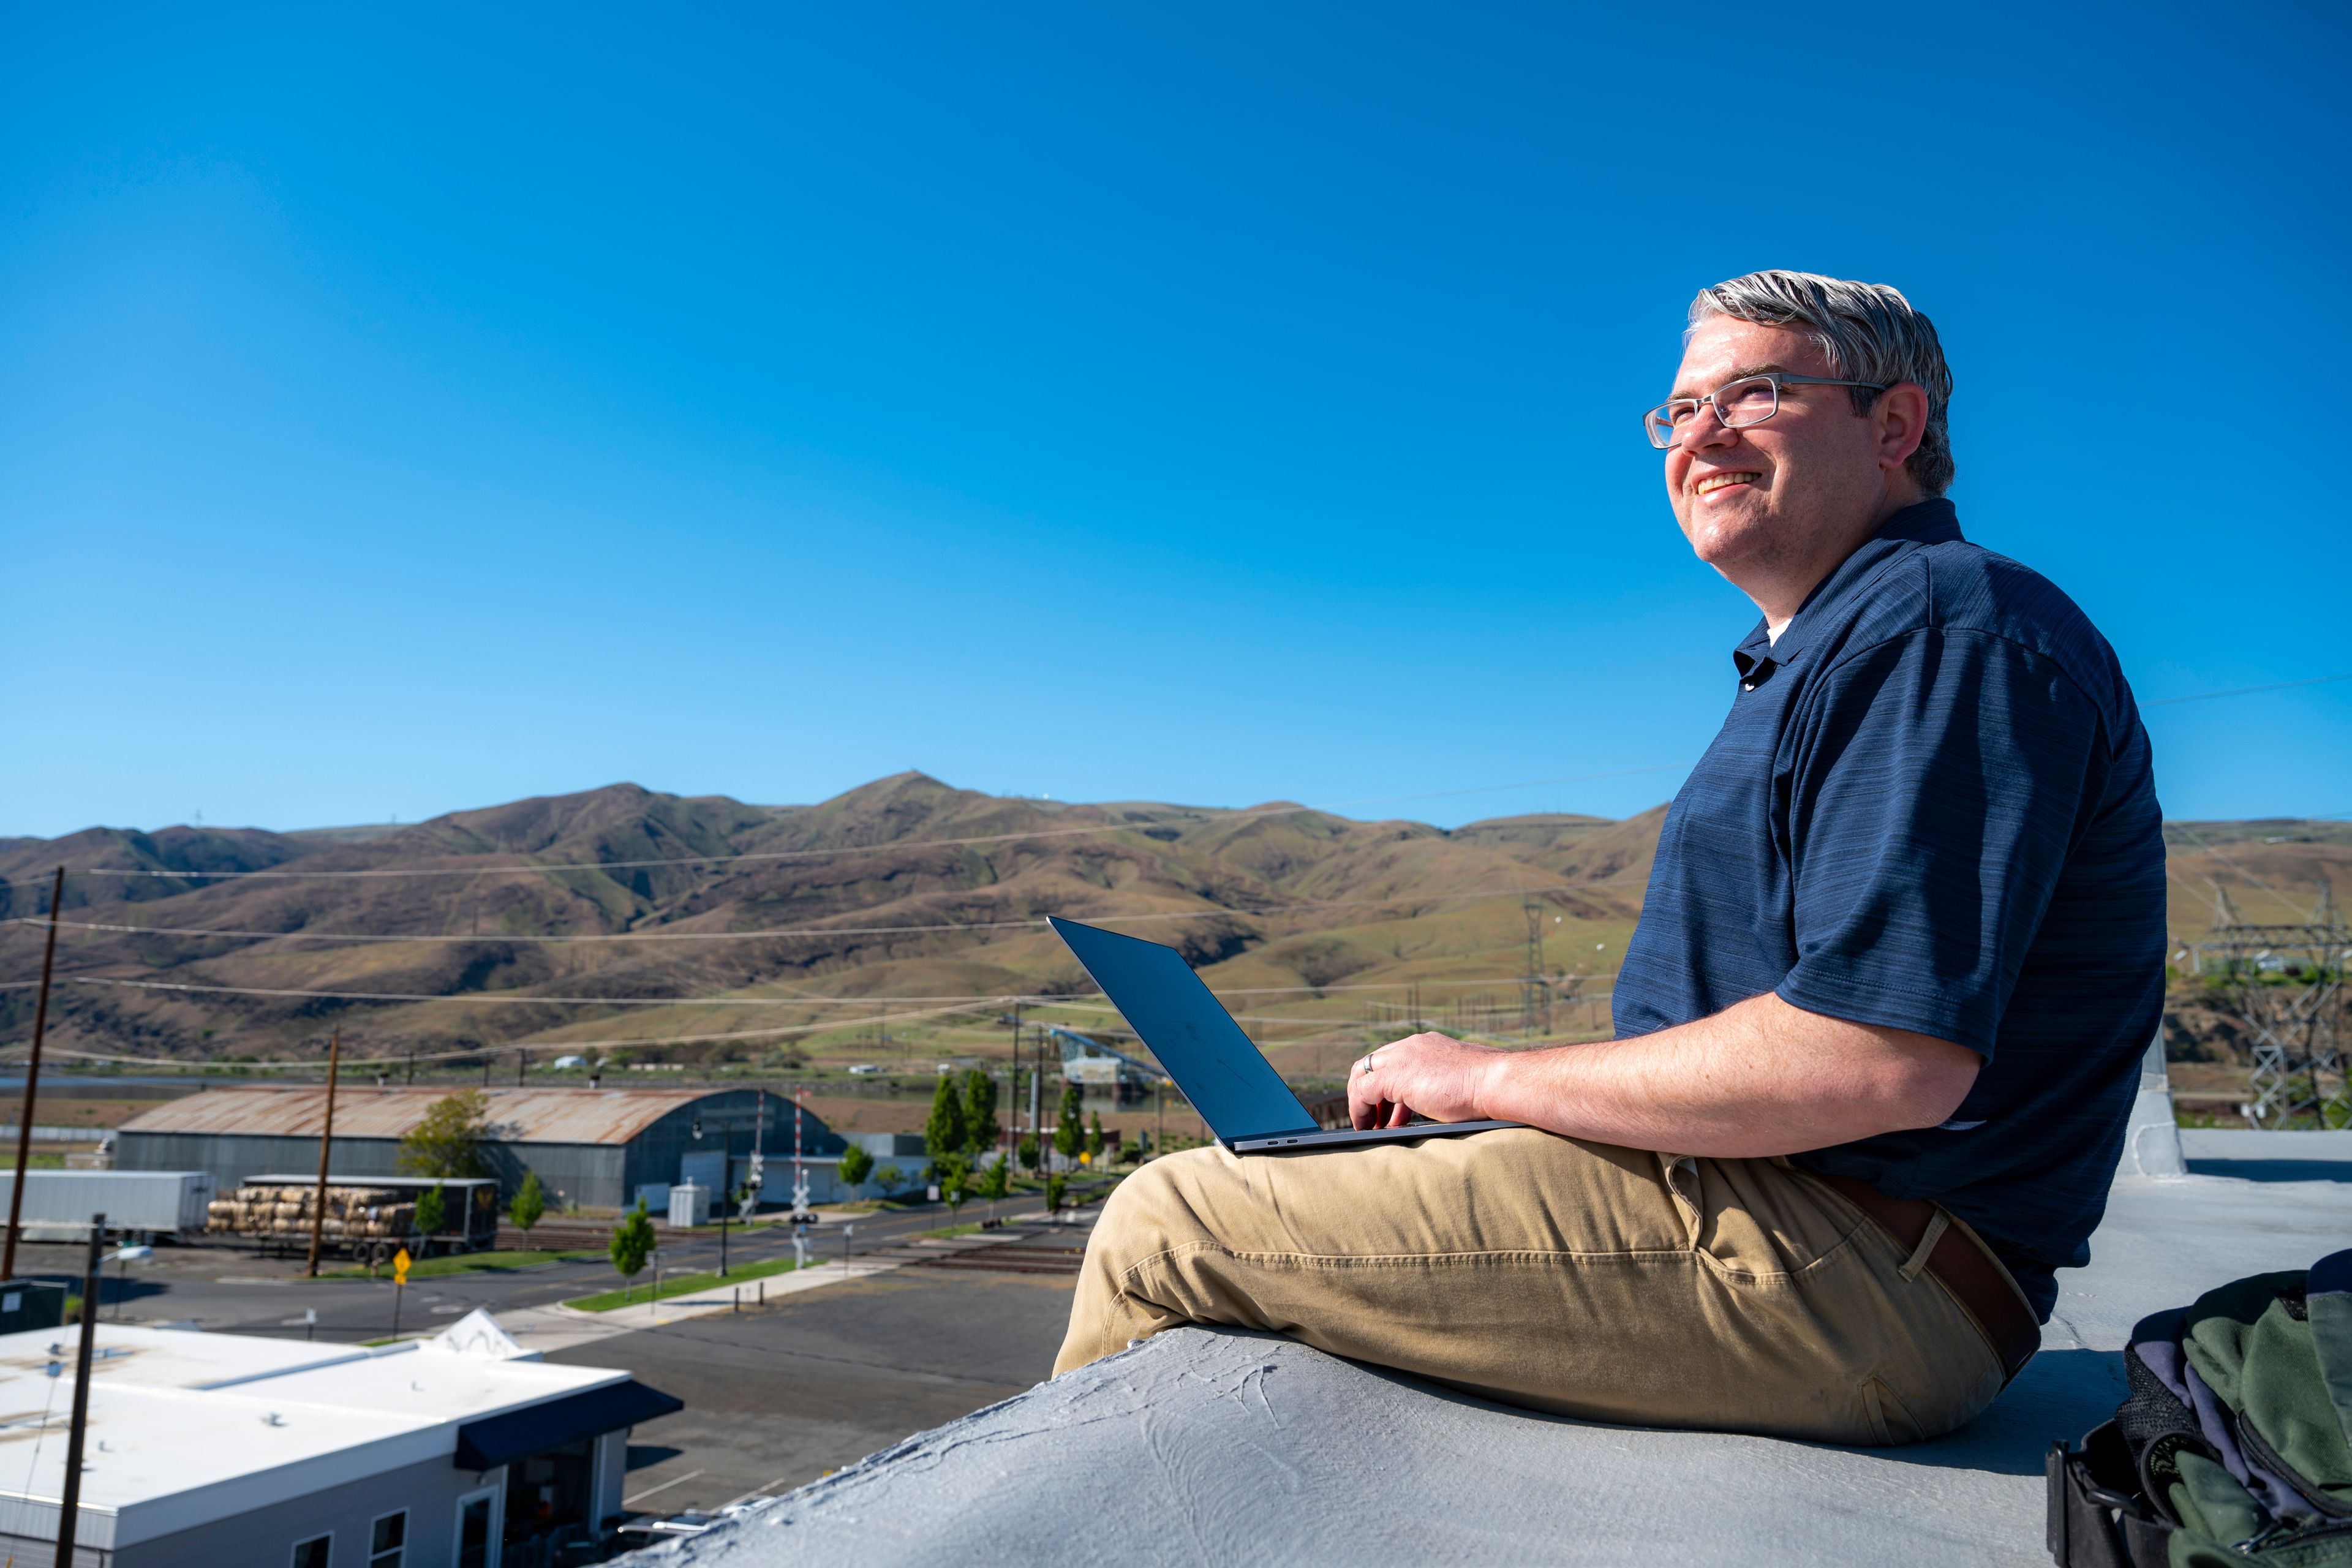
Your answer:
[717,1118,734,1280]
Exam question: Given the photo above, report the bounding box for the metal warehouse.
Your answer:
[115,1086,847,1210]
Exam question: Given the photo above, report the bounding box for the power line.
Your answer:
[2144,673,2352,707]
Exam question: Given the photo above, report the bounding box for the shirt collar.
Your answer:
[1728,499,1962,685]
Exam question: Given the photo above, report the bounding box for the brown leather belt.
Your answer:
[1815,1172,2041,1384]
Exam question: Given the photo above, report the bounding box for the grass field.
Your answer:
[326,1248,603,1281]
[564,1254,815,1313]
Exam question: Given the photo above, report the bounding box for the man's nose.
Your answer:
[1678,403,1741,456]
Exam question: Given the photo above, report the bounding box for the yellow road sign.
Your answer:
[393,1247,411,1285]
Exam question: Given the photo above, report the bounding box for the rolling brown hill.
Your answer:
[0,775,1652,1075]
[1,776,2340,1082]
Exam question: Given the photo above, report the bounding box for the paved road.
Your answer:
[4,1198,1087,1343]
[549,1259,1080,1515]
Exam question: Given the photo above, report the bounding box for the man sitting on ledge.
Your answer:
[1054,270,2165,1445]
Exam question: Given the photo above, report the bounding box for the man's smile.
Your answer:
[1695,470,1762,497]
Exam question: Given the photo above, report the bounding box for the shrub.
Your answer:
[508,1171,546,1237]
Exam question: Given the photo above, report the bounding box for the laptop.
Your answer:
[1048,916,1523,1153]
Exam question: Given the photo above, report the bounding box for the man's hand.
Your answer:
[1341,993,1980,1157]
[1349,1031,1502,1129]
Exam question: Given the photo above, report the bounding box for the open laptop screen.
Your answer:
[1049,918,1321,1142]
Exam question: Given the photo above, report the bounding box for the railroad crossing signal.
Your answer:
[393,1247,411,1286]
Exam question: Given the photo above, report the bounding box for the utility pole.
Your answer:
[1522,899,1550,1041]
[305,1027,342,1278]
[2193,886,2349,1129]
[5,866,66,1281]
[716,1117,736,1278]
[1008,1004,1022,1166]
[56,1212,104,1568]
[790,1087,810,1221]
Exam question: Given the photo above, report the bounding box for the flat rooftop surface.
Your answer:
[652,1131,2351,1568]
[0,1314,625,1546]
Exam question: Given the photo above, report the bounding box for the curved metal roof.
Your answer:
[117,1086,777,1145]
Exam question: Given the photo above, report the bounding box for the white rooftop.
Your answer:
[0,1311,625,1550]
[647,1129,2352,1568]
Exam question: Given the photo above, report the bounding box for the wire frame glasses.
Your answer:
[1643,373,1887,450]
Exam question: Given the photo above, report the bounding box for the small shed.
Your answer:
[116,1087,844,1210]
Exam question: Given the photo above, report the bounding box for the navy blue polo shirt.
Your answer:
[1613,499,2165,1321]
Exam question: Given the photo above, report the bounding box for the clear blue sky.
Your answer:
[4,5,2345,839]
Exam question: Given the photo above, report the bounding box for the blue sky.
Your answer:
[4,4,2345,839]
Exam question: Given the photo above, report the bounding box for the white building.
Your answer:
[0,1311,678,1567]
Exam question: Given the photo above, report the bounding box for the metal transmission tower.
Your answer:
[1521,900,1550,1040]
[2190,884,2349,1129]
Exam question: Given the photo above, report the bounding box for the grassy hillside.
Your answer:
[1,777,2340,1086]
[0,774,1645,1077]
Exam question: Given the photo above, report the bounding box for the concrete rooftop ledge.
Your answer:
[637,1133,2350,1568]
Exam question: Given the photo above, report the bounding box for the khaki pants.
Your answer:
[1054,1128,2013,1445]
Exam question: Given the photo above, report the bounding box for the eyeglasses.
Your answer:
[1643,373,1887,450]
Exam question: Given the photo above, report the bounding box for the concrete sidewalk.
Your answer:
[499,1212,1084,1354]
[645,1134,2349,1567]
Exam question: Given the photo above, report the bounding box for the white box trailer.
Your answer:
[0,1169,216,1242]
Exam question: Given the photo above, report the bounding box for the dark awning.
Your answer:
[454,1379,684,1471]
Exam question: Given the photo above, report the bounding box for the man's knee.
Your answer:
[1090,1147,1219,1261]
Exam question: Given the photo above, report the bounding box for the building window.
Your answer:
[455,1488,497,1568]
[370,1509,407,1567]
[291,1534,332,1568]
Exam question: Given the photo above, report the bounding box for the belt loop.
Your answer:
[1657,1154,1703,1245]
[1898,1208,1951,1282]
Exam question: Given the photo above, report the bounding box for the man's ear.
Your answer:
[1874,382,1930,473]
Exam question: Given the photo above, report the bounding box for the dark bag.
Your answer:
[2048,1249,2352,1567]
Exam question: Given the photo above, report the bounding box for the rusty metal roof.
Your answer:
[116,1087,766,1145]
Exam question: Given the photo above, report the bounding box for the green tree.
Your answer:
[837,1142,875,1189]
[939,1154,972,1221]
[960,1068,1000,1156]
[1045,1172,1067,1215]
[508,1170,546,1240]
[875,1163,905,1197]
[1017,1132,1042,1175]
[398,1090,491,1178]
[1052,1080,1084,1161]
[1085,1111,1105,1163]
[924,1074,968,1164]
[413,1182,447,1238]
[609,1200,655,1303]
[978,1154,1009,1220]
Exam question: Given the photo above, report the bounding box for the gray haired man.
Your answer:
[1054,271,2164,1444]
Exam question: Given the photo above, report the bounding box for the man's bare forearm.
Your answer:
[1353,992,1981,1158]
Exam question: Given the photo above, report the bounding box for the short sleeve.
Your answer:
[1773,628,2106,1057]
